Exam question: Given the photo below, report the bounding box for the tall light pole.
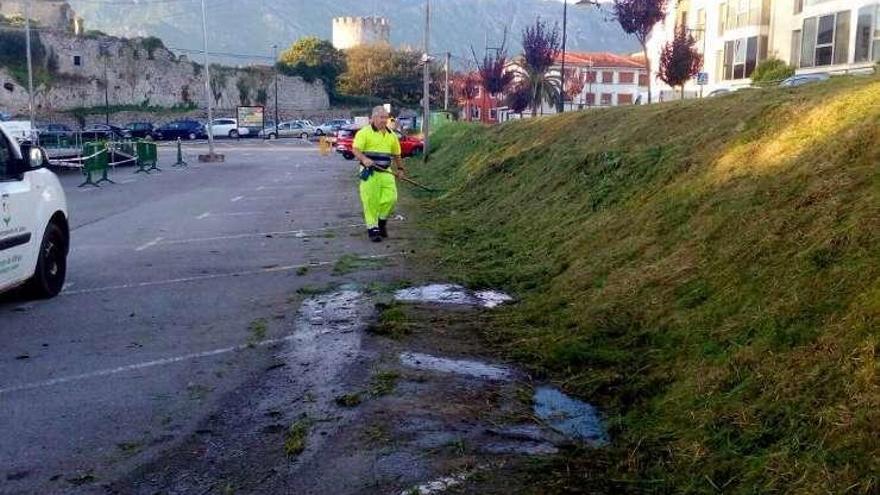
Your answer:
[24,0,35,129]
[444,51,450,111]
[421,0,430,162]
[200,0,217,158]
[272,44,279,135]
[101,41,110,125]
[559,0,568,113]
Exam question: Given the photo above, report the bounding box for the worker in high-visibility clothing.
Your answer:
[352,106,406,242]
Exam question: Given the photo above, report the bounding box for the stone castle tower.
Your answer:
[332,16,390,50]
[0,0,82,32]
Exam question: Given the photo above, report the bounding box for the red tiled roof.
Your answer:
[555,51,646,69]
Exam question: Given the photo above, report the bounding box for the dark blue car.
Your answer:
[153,120,207,141]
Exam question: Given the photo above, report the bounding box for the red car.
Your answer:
[335,125,424,160]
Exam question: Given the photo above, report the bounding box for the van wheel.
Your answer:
[189,132,197,140]
[229,130,239,138]
[26,222,67,298]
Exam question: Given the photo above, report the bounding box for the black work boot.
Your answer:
[368,227,382,242]
[378,219,389,238]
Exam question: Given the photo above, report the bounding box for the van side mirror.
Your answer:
[16,142,49,173]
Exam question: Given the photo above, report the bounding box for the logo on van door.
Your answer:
[1,194,10,227]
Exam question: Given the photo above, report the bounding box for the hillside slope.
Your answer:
[408,76,880,493]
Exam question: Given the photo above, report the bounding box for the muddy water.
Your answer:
[399,352,513,380]
[394,284,513,308]
[533,386,609,446]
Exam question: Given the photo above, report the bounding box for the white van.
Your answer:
[0,124,69,298]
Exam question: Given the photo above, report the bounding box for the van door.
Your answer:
[0,133,40,289]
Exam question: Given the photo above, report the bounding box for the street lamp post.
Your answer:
[272,44,279,136]
[200,0,218,160]
[559,0,567,113]
[421,0,430,162]
[24,0,35,131]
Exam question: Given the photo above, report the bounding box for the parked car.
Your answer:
[315,119,350,136]
[259,121,315,140]
[207,118,249,139]
[394,130,424,158]
[779,73,830,87]
[152,120,207,141]
[335,125,423,160]
[294,120,318,137]
[37,123,74,140]
[125,122,156,140]
[334,125,359,160]
[0,124,70,298]
[81,123,131,141]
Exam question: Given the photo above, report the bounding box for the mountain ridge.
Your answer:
[68,0,638,66]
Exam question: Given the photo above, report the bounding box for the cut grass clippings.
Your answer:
[406,75,880,493]
[332,254,387,276]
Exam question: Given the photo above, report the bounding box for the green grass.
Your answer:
[332,254,387,275]
[369,369,400,397]
[284,419,310,457]
[407,75,880,493]
[367,301,411,339]
[247,318,268,347]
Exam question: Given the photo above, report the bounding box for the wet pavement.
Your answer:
[1,139,607,494]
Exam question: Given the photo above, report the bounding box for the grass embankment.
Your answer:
[408,76,880,493]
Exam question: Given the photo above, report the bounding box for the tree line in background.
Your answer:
[276,36,444,108]
[276,0,799,115]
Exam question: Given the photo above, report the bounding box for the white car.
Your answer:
[207,118,249,139]
[0,123,69,298]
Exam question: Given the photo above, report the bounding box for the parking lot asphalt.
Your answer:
[0,138,406,493]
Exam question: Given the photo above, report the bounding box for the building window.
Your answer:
[618,93,633,105]
[490,108,498,120]
[619,72,634,84]
[600,93,612,105]
[801,11,852,67]
[585,93,596,106]
[855,5,880,62]
[602,71,614,84]
[696,9,706,40]
[73,55,81,66]
[791,30,802,67]
[794,0,803,15]
[470,106,480,120]
[638,73,648,86]
[722,36,767,80]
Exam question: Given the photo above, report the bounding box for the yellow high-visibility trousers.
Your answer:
[359,170,397,229]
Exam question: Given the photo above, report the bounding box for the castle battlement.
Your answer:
[332,16,390,50]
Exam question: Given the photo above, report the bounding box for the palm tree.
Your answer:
[518,63,562,116]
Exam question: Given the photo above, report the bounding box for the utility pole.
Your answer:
[200,0,217,159]
[24,0,35,131]
[422,0,430,162]
[559,0,568,113]
[272,44,279,135]
[444,52,450,111]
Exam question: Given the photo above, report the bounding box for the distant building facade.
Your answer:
[332,16,391,50]
[646,0,880,99]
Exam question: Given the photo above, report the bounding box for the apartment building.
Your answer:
[647,0,879,98]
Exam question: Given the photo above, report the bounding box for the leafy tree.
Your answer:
[610,0,667,103]
[472,29,514,99]
[338,44,427,106]
[520,18,561,116]
[658,26,702,99]
[454,72,480,121]
[751,58,796,86]
[278,36,346,98]
[505,84,531,116]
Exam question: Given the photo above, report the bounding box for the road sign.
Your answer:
[697,72,709,86]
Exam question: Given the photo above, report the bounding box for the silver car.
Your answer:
[260,121,315,140]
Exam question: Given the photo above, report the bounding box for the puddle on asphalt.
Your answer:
[533,386,609,446]
[399,352,513,380]
[394,284,513,308]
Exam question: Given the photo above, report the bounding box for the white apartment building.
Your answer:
[646,0,879,99]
